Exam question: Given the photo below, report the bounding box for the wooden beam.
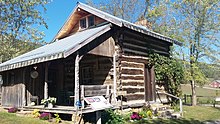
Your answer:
[74,53,83,109]
[150,66,156,101]
[44,63,48,99]
[113,52,117,103]
[22,68,26,107]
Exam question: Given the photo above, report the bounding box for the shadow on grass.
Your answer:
[128,118,204,124]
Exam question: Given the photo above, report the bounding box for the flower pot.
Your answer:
[48,103,53,108]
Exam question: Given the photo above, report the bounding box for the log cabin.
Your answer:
[0,2,181,113]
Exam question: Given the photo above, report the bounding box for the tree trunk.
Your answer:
[191,80,197,106]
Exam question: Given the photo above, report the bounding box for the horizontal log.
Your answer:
[123,38,169,52]
[121,62,144,68]
[123,30,170,46]
[123,87,144,94]
[121,75,144,80]
[120,57,148,64]
[117,91,127,95]
[121,68,143,75]
[121,81,144,86]
[123,48,148,57]
[125,94,145,101]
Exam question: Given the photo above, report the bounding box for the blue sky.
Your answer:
[41,0,105,42]
[41,0,85,42]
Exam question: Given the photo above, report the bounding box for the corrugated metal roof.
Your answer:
[0,24,112,72]
[77,2,182,46]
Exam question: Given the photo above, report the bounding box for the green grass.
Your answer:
[181,84,219,97]
[183,106,220,121]
[0,111,49,124]
[181,84,220,104]
[126,106,220,124]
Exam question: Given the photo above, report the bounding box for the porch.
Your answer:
[22,105,98,114]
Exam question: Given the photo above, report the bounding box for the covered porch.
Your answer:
[0,24,117,110]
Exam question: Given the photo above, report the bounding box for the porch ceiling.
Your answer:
[0,24,112,72]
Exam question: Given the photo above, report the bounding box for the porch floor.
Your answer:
[23,105,98,114]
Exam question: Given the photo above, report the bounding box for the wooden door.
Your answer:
[144,65,156,102]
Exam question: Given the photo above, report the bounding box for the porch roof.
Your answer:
[0,24,112,72]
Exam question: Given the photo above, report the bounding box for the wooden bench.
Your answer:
[213,97,220,107]
[80,85,111,108]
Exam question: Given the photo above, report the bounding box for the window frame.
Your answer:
[79,15,95,30]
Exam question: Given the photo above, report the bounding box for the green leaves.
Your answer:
[0,0,50,62]
[149,53,184,103]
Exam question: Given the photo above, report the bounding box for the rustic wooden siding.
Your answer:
[2,83,25,107]
[68,13,107,37]
[80,54,113,86]
[89,37,115,57]
[122,29,171,57]
[120,55,147,101]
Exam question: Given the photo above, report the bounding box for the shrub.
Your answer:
[130,112,142,120]
[103,109,125,124]
[8,107,18,113]
[32,109,40,118]
[54,113,62,123]
[146,110,153,119]
[39,112,51,120]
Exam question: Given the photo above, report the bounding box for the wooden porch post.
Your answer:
[22,68,26,107]
[113,52,117,103]
[44,63,48,99]
[150,66,156,101]
[74,53,83,109]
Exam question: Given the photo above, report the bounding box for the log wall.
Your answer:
[120,55,148,101]
[80,54,113,86]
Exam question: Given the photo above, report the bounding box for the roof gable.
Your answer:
[55,2,181,45]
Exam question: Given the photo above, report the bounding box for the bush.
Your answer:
[32,109,40,118]
[54,113,62,123]
[103,109,125,124]
[8,107,18,113]
[39,112,51,120]
[130,112,142,120]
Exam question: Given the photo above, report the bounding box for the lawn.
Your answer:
[181,84,220,104]
[183,106,220,121]
[0,111,49,124]
[126,106,220,124]
[0,105,220,124]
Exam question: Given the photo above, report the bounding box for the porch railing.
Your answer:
[157,91,183,116]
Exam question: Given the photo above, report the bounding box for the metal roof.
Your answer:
[77,2,182,46]
[0,24,112,72]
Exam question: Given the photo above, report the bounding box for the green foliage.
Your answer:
[0,0,50,62]
[32,109,40,118]
[54,113,61,123]
[146,110,153,119]
[148,52,184,102]
[0,111,49,124]
[103,109,125,124]
[41,97,57,105]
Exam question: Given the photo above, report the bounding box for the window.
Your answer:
[88,16,95,27]
[79,15,95,29]
[80,18,87,29]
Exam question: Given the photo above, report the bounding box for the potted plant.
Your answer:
[41,97,56,108]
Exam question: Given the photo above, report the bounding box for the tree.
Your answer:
[86,0,161,23]
[172,0,220,106]
[0,0,50,62]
